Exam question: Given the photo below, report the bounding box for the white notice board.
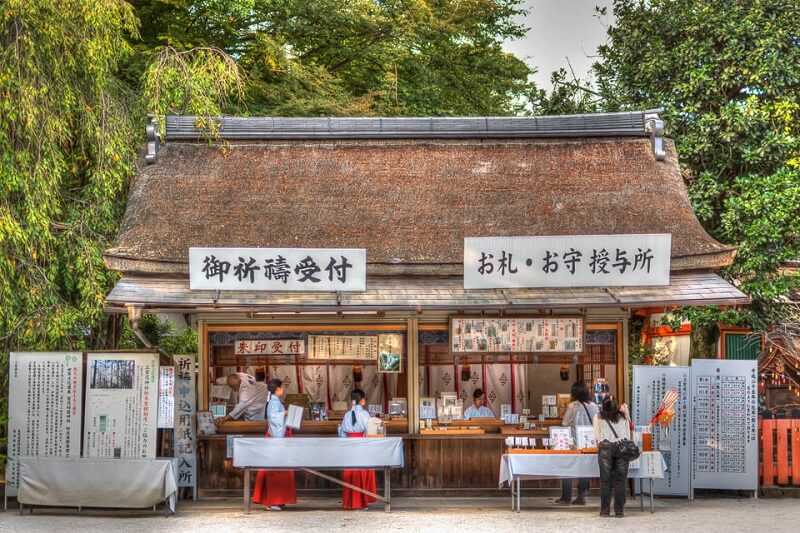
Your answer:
[6,352,83,498]
[83,352,160,458]
[632,365,692,496]
[691,359,758,493]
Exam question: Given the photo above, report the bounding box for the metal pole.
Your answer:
[640,479,644,511]
[384,467,391,513]
[650,478,654,513]
[244,468,251,513]
[516,476,521,513]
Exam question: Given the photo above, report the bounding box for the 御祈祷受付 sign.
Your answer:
[463,234,671,289]
[189,248,366,291]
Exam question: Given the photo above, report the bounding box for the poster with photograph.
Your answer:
[419,397,436,420]
[83,352,160,458]
[378,333,402,373]
[6,352,83,498]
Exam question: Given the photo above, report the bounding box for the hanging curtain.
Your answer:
[484,363,513,417]
[512,364,528,413]
[360,365,384,408]
[328,365,354,405]
[270,365,299,395]
[427,365,456,399]
[301,365,329,405]
[458,364,484,407]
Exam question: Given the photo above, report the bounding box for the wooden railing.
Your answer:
[760,418,800,486]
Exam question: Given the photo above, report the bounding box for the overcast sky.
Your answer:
[504,0,613,90]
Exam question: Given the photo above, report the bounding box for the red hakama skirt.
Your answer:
[252,428,297,507]
[342,432,377,510]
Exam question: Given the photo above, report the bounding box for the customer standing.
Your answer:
[555,381,599,505]
[593,396,632,517]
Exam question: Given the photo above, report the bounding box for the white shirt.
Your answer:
[339,404,371,436]
[562,401,599,429]
[463,405,495,420]
[593,413,632,443]
[266,395,287,438]
[229,373,268,421]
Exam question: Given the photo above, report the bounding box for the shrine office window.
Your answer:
[723,332,761,360]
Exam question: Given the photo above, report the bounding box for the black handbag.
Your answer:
[606,419,641,460]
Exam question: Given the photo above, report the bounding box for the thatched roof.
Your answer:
[104,119,735,276]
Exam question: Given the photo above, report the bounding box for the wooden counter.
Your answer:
[214,418,408,435]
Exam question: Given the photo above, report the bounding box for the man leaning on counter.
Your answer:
[214,372,269,427]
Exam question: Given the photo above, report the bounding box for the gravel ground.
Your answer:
[1,496,798,533]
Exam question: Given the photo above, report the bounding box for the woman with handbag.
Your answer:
[593,396,638,518]
[555,381,598,505]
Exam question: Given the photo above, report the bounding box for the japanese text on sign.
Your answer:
[189,248,366,291]
[308,335,379,360]
[233,339,305,356]
[173,355,197,491]
[451,317,583,353]
[6,352,83,498]
[463,234,671,289]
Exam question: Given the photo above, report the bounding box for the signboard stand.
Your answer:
[173,355,198,501]
[632,365,692,498]
[690,359,758,499]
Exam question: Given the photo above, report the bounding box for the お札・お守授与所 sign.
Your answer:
[464,234,671,289]
[189,248,366,291]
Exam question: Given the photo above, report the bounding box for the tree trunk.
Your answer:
[690,323,720,359]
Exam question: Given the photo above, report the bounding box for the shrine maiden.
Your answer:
[252,378,297,511]
[463,388,494,420]
[214,372,268,427]
[339,389,377,510]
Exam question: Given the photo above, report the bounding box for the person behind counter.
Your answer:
[252,378,297,511]
[463,388,494,420]
[593,396,632,518]
[338,388,377,510]
[555,381,599,506]
[214,372,269,427]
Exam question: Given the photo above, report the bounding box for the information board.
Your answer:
[450,317,584,354]
[158,366,175,429]
[691,359,758,493]
[5,352,83,499]
[308,335,379,360]
[83,352,160,458]
[632,365,692,496]
[173,355,197,498]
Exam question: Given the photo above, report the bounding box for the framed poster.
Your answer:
[378,333,403,373]
[5,352,83,500]
[83,352,160,458]
[450,316,584,354]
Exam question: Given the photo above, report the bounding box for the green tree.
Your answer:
[591,0,800,347]
[126,0,537,116]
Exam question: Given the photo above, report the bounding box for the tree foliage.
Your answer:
[127,0,536,116]
[590,0,800,332]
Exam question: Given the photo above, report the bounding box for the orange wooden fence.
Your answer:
[760,418,800,486]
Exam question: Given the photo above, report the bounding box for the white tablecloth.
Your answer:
[233,437,404,468]
[499,451,666,487]
[18,457,179,512]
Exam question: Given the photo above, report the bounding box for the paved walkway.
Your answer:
[1,496,797,532]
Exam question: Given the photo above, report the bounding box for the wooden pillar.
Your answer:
[406,317,419,434]
[199,319,209,411]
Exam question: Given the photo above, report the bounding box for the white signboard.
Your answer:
[576,426,597,450]
[451,317,583,353]
[632,365,692,496]
[83,352,160,458]
[158,366,175,429]
[308,335,379,360]
[233,339,304,355]
[6,352,83,498]
[691,359,758,494]
[174,355,197,495]
[464,234,671,289]
[189,247,366,291]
